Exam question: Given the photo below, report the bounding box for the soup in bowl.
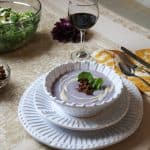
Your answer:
[44,61,124,117]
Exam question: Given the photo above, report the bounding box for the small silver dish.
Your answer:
[0,63,11,89]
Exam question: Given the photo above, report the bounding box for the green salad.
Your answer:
[0,7,40,52]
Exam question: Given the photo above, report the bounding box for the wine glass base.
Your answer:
[71,51,90,61]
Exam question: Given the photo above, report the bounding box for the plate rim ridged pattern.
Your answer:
[18,75,143,150]
[34,78,130,131]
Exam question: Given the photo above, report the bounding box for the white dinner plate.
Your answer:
[18,75,143,150]
[34,78,130,131]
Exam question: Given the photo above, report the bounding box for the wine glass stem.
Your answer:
[80,30,85,44]
[80,30,86,52]
[74,29,89,59]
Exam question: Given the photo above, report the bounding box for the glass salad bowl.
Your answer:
[0,0,41,53]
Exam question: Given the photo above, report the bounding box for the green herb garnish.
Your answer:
[78,72,94,84]
[92,78,104,90]
[77,71,104,95]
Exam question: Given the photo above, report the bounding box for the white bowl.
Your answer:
[44,61,124,117]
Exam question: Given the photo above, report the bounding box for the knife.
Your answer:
[121,47,150,68]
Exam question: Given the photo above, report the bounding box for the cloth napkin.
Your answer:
[92,49,150,96]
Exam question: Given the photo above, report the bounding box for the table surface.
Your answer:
[0,0,150,150]
[101,0,150,30]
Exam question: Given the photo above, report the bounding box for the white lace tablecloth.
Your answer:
[0,0,150,150]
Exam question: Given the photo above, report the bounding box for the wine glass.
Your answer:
[68,0,99,61]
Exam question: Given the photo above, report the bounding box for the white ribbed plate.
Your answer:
[34,78,130,131]
[18,75,143,150]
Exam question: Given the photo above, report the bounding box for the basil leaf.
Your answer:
[92,78,104,90]
[78,72,94,82]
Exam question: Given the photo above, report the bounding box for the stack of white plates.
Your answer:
[18,75,143,150]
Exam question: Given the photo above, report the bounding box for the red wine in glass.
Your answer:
[68,0,99,60]
[70,13,97,30]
